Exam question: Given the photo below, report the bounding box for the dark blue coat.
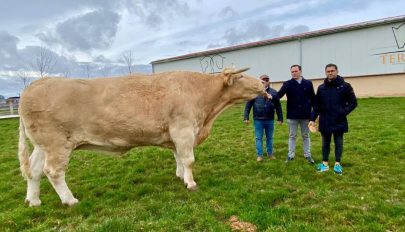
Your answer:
[311,76,357,134]
[244,87,283,121]
[276,77,315,119]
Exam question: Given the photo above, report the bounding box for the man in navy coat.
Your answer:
[309,63,357,174]
[276,65,316,164]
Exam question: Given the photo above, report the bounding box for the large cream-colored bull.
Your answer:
[18,68,263,206]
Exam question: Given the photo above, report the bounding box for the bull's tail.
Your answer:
[18,118,31,179]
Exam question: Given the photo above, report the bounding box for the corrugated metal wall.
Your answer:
[153,21,405,83]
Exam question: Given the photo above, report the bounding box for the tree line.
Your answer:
[16,47,137,89]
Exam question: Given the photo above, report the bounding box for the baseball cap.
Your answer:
[260,75,269,81]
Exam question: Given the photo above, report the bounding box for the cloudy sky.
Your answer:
[0,0,404,98]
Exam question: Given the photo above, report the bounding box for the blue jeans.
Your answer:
[254,119,274,156]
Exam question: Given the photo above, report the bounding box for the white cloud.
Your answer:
[37,9,121,52]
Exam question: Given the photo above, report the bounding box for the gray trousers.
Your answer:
[287,119,311,158]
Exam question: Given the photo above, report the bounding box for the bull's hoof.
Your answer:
[25,198,41,207]
[187,183,198,191]
[62,198,79,206]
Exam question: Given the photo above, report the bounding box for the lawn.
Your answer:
[0,97,404,231]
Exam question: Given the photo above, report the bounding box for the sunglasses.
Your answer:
[261,79,269,82]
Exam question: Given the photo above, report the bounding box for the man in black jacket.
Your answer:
[276,65,316,164]
[244,75,283,161]
[309,63,357,174]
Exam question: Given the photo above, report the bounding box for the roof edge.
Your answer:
[151,15,405,64]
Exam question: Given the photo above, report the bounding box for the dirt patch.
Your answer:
[229,215,257,232]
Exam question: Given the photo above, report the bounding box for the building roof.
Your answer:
[151,15,405,65]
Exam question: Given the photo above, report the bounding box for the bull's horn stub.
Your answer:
[234,68,250,74]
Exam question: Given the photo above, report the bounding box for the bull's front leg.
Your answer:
[170,126,197,191]
[177,147,197,191]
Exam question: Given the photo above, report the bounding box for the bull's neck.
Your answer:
[195,86,234,145]
[202,85,234,128]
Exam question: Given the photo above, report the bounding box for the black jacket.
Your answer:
[276,77,315,119]
[311,75,357,134]
[244,87,283,121]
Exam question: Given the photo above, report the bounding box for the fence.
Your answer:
[0,101,19,118]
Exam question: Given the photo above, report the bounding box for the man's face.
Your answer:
[290,66,301,79]
[325,66,338,81]
[261,77,270,88]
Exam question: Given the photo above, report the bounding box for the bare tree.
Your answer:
[100,64,111,77]
[16,70,32,89]
[85,63,91,78]
[33,46,57,78]
[122,50,134,74]
[62,69,71,78]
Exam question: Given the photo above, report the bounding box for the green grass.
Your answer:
[0,98,404,231]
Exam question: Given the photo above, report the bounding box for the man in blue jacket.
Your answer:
[309,64,357,174]
[276,65,315,164]
[244,75,283,161]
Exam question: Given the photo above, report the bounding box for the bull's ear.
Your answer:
[222,67,250,86]
[223,74,234,86]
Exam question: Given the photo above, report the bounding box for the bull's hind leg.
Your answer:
[43,146,78,206]
[25,146,45,207]
[170,127,197,190]
[172,150,184,180]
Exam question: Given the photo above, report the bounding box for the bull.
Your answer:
[18,68,264,206]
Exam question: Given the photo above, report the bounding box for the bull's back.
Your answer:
[20,77,176,148]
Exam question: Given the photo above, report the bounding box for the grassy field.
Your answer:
[0,97,404,231]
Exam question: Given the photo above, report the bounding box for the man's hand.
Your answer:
[277,120,283,125]
[263,93,272,99]
[308,121,318,132]
[244,120,250,124]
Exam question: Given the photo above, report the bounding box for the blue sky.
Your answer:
[0,0,404,98]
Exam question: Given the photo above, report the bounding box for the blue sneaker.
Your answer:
[333,164,343,175]
[317,163,329,172]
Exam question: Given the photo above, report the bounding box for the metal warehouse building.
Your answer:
[151,15,405,97]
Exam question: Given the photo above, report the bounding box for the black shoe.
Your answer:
[306,156,315,164]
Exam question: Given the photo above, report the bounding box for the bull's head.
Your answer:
[221,67,264,101]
